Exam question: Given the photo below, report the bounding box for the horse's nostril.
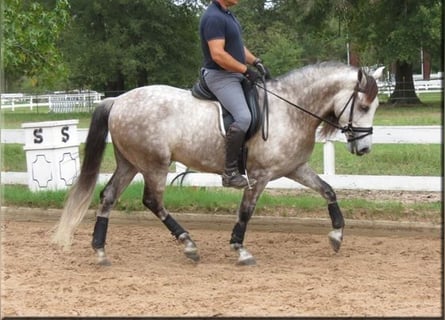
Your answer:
[357,147,370,156]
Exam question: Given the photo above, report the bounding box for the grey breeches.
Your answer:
[202,68,251,133]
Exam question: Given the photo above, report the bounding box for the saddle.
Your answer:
[191,69,265,175]
[191,69,263,141]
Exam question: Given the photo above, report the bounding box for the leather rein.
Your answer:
[255,80,373,143]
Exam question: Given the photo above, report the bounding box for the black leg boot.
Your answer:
[222,125,249,189]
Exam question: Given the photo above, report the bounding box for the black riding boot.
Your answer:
[222,125,249,189]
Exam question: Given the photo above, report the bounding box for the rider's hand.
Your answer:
[243,67,261,83]
[253,58,272,79]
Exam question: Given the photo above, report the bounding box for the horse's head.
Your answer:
[334,67,382,156]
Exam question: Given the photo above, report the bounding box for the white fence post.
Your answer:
[323,140,336,175]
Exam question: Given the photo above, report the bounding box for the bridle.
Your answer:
[335,82,374,142]
[256,78,374,143]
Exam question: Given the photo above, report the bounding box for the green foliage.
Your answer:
[348,0,442,69]
[3,0,71,90]
[235,0,350,69]
[61,0,201,92]
[251,22,304,75]
[3,0,442,100]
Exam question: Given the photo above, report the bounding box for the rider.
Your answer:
[199,0,268,189]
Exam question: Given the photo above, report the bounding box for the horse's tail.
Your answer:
[52,98,114,250]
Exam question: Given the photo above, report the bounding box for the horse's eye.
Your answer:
[360,104,370,112]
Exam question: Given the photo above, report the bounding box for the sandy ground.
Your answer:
[0,207,442,318]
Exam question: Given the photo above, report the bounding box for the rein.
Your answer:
[257,76,269,140]
[255,81,373,142]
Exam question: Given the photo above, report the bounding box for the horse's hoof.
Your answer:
[95,248,111,266]
[185,251,200,262]
[98,258,112,266]
[237,256,256,266]
[179,233,200,262]
[328,229,343,253]
[236,247,256,266]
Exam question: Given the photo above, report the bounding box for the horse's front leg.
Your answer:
[230,179,268,265]
[287,164,345,252]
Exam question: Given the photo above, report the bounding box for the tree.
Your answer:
[239,0,442,105]
[348,0,442,104]
[232,1,304,75]
[2,0,71,91]
[234,0,357,75]
[61,0,201,94]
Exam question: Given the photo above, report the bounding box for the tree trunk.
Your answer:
[422,49,431,80]
[387,60,421,104]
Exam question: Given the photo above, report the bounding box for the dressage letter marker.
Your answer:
[22,120,80,192]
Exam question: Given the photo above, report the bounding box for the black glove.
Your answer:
[253,58,272,79]
[243,67,261,83]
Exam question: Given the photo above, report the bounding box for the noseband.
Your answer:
[256,79,374,143]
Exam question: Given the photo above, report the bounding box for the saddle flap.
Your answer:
[242,79,262,140]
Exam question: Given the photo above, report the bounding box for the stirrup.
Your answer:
[222,171,248,189]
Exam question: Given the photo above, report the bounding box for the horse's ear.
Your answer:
[357,69,367,89]
[372,66,385,80]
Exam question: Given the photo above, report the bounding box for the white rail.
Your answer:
[1,91,103,111]
[1,126,441,191]
[377,77,442,96]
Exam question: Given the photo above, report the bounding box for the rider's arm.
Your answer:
[208,39,252,73]
[244,47,259,65]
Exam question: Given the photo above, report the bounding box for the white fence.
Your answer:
[1,91,103,112]
[1,126,441,192]
[377,72,442,97]
[377,79,443,97]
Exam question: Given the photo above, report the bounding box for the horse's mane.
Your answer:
[273,61,378,139]
[273,61,353,82]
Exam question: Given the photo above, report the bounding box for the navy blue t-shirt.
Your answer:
[199,1,246,70]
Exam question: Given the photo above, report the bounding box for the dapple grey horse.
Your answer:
[52,61,382,266]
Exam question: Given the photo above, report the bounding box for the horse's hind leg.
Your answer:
[141,169,199,262]
[287,164,345,252]
[92,153,137,265]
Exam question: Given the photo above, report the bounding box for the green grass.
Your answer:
[375,92,442,125]
[308,143,441,176]
[1,107,93,129]
[374,104,442,125]
[2,184,441,223]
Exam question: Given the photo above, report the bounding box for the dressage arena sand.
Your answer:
[0,195,442,317]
